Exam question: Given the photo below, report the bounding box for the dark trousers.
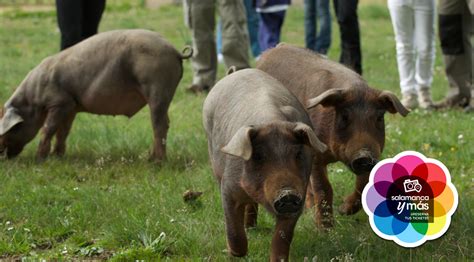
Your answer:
[438,0,473,105]
[258,11,286,52]
[56,0,106,50]
[333,0,362,75]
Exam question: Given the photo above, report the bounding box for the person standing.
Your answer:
[435,0,473,111]
[56,0,106,50]
[216,0,261,62]
[256,0,291,52]
[183,0,250,93]
[244,0,262,58]
[304,0,332,55]
[388,0,436,110]
[333,0,362,75]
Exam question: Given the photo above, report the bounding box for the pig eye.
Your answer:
[377,114,384,122]
[295,149,304,160]
[252,151,264,162]
[337,110,350,129]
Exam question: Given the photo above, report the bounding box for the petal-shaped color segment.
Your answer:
[374,215,396,235]
[435,186,455,213]
[365,186,386,213]
[374,214,409,236]
[411,163,429,181]
[396,155,424,175]
[429,181,446,198]
[426,215,447,236]
[426,163,447,184]
[412,221,428,235]
[374,163,396,184]
[391,163,409,182]
[433,199,446,217]
[397,223,425,244]
[391,216,409,235]
[374,200,392,217]
[374,181,393,198]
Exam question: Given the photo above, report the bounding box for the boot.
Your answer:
[417,87,434,110]
[401,92,418,110]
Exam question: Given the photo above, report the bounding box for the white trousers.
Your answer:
[388,0,436,94]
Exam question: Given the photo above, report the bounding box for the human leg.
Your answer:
[388,0,417,109]
[315,0,331,54]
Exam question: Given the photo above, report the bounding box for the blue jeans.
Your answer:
[243,0,261,57]
[259,11,286,52]
[217,0,261,58]
[304,0,332,54]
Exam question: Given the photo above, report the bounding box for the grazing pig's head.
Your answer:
[0,106,38,158]
[221,122,327,217]
[307,87,409,175]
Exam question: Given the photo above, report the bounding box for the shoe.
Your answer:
[186,84,209,94]
[217,53,224,64]
[401,92,418,110]
[417,87,434,110]
[463,105,473,113]
[433,95,470,109]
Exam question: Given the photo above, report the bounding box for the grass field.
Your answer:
[0,2,473,261]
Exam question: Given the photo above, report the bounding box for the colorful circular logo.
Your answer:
[362,151,458,248]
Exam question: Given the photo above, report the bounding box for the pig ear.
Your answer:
[306,88,347,109]
[378,91,410,117]
[226,66,237,75]
[0,107,24,135]
[221,126,256,160]
[293,123,327,153]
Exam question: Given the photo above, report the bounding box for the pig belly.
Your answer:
[79,89,147,117]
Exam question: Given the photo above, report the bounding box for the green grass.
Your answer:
[0,3,473,261]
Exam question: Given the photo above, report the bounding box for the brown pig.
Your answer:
[0,29,192,162]
[256,44,409,227]
[203,68,327,261]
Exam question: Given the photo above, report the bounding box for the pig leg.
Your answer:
[305,187,315,208]
[148,103,170,164]
[311,164,334,228]
[37,106,75,160]
[339,174,369,215]
[222,194,247,257]
[244,203,258,228]
[53,112,76,156]
[270,217,298,262]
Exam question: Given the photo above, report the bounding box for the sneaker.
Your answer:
[417,87,434,110]
[401,92,418,110]
[186,84,209,94]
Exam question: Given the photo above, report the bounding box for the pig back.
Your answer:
[256,44,366,107]
[36,29,182,116]
[203,69,312,163]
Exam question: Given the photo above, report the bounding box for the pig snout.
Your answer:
[350,151,378,175]
[273,189,303,215]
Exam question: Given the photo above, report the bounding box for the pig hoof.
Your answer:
[148,154,164,165]
[316,217,334,229]
[36,156,47,163]
[244,221,257,229]
[229,249,247,257]
[53,149,66,157]
[338,202,362,215]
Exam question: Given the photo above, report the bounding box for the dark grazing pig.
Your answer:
[203,69,326,261]
[0,29,192,162]
[256,44,409,227]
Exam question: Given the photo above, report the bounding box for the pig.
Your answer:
[203,68,327,261]
[0,29,192,162]
[256,44,409,228]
